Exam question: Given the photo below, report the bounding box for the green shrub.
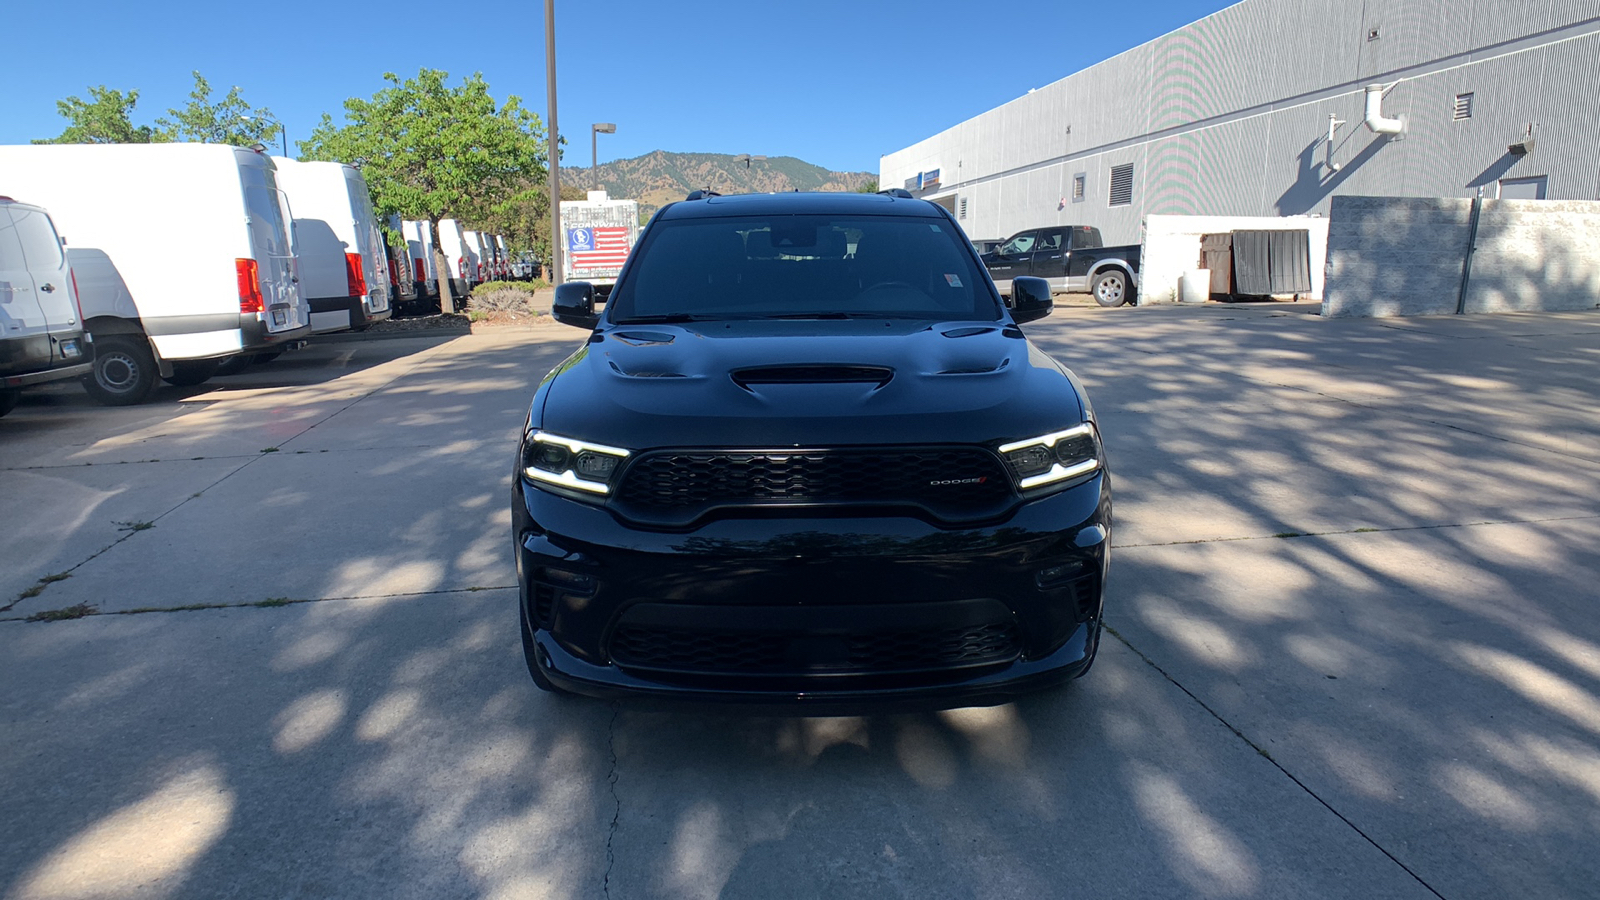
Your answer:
[469,287,538,313]
[471,279,550,295]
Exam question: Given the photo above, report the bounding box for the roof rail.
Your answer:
[878,188,914,199]
[685,189,722,201]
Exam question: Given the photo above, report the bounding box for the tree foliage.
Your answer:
[32,86,154,144]
[154,71,281,146]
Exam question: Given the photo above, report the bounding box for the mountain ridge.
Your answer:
[562,150,876,212]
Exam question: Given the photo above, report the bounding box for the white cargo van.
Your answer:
[271,158,391,333]
[401,219,439,310]
[0,197,92,416]
[462,229,489,283]
[437,219,474,298]
[0,144,311,404]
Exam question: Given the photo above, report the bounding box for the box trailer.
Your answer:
[271,158,391,333]
[560,191,639,289]
[0,143,311,403]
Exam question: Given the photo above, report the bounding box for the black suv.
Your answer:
[512,191,1110,706]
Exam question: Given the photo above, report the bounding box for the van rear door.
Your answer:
[0,208,51,371]
[241,164,308,334]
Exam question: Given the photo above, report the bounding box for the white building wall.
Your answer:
[884,0,1600,248]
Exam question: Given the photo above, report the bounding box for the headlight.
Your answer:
[998,423,1101,491]
[521,431,631,496]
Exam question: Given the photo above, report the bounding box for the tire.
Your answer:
[520,598,569,695]
[0,388,19,418]
[81,335,159,406]
[162,358,221,387]
[1091,269,1132,307]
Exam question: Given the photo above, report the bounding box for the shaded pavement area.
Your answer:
[1,303,1597,898]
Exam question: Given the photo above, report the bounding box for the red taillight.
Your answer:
[457,256,468,277]
[236,258,265,313]
[414,258,426,283]
[345,252,367,297]
[388,257,399,286]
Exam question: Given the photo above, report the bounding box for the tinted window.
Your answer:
[609,215,998,322]
[11,207,64,270]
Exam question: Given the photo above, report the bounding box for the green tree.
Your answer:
[33,86,154,144]
[856,179,879,194]
[300,68,550,312]
[153,71,280,146]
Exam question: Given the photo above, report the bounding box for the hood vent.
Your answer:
[731,365,894,390]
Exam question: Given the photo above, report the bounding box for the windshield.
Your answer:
[606,214,1000,323]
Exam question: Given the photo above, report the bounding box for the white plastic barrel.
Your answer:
[1180,269,1211,304]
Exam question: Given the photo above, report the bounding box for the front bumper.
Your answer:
[513,472,1111,705]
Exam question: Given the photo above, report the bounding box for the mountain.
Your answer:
[563,151,876,213]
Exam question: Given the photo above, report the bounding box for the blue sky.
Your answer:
[4,0,1231,175]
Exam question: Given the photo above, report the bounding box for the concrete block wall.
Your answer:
[1142,215,1331,304]
[1322,197,1474,317]
[1323,196,1600,317]
[1464,200,1600,313]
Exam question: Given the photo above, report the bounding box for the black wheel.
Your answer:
[162,358,221,387]
[81,335,158,406]
[1091,270,1133,307]
[0,388,19,418]
[520,599,569,695]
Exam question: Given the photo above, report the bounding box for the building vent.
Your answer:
[1454,93,1474,120]
[958,197,968,220]
[1072,173,1086,202]
[1108,164,1134,207]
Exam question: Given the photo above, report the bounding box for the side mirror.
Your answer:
[1009,276,1053,324]
[552,281,599,329]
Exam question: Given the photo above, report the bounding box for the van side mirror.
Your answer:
[1008,276,1053,324]
[552,281,599,329]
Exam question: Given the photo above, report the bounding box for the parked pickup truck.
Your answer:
[980,225,1141,307]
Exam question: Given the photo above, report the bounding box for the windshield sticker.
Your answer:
[944,273,963,287]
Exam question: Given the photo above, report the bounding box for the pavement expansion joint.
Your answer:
[602,701,622,900]
[1112,512,1600,550]
[1103,624,1450,900]
[2,454,261,472]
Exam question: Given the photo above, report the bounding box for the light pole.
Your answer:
[591,123,615,191]
[240,114,287,156]
[734,154,766,169]
[545,0,562,285]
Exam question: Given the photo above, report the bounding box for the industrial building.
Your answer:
[881,0,1600,248]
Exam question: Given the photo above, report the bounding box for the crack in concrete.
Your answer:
[1105,624,1449,900]
[0,585,518,623]
[602,701,622,900]
[1111,512,1600,550]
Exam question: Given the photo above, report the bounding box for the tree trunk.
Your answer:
[428,219,456,314]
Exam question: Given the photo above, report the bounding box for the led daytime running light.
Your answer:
[532,432,631,458]
[1000,423,1100,490]
[523,431,632,495]
[998,423,1093,455]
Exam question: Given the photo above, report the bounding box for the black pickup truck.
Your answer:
[980,225,1141,307]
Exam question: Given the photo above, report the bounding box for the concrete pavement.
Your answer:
[2,304,1598,898]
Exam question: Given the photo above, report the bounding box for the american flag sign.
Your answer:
[569,226,631,270]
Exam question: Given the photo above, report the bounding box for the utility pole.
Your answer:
[545,0,562,285]
[592,123,615,191]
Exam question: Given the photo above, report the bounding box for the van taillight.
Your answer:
[236,259,265,313]
[345,253,368,297]
[414,259,426,283]
[388,258,399,286]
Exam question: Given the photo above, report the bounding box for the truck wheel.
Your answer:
[81,335,159,406]
[0,388,19,418]
[162,359,221,387]
[1091,270,1132,307]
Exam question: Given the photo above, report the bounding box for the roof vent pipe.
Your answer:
[1364,83,1405,134]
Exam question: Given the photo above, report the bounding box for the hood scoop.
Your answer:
[731,365,894,390]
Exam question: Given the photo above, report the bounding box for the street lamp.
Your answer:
[591,123,615,191]
[545,0,562,285]
[734,154,766,168]
[240,114,287,157]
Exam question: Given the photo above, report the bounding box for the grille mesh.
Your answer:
[611,447,1014,525]
[609,621,1021,676]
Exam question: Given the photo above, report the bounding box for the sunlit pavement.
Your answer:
[2,304,1597,899]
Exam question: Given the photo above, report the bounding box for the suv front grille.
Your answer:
[609,621,1022,677]
[610,446,1015,526]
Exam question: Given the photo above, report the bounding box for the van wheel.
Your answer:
[0,388,19,418]
[1091,270,1132,307]
[162,359,221,387]
[81,335,158,406]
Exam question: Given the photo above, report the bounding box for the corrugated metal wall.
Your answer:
[882,0,1600,246]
